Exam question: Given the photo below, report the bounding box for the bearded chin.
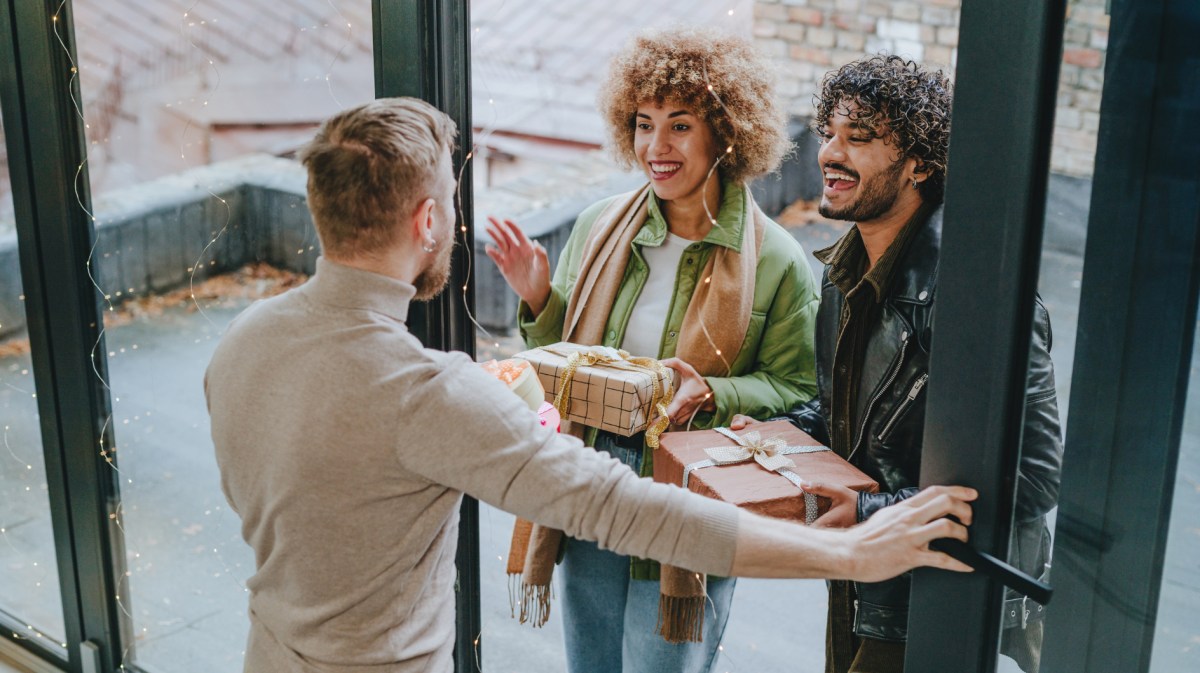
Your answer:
[818,160,907,223]
[413,242,453,301]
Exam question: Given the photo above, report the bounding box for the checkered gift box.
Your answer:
[514,343,678,438]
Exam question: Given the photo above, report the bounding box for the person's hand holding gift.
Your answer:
[729,414,761,431]
[661,358,717,427]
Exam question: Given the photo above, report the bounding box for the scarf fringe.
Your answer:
[510,575,553,628]
[656,594,706,644]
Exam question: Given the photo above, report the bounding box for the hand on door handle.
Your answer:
[930,537,1053,605]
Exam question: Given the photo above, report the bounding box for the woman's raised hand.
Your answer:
[484,216,552,317]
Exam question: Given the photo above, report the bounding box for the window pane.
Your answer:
[69,0,371,669]
[997,2,1200,672]
[0,102,68,650]
[1148,320,1200,673]
[992,1,1101,669]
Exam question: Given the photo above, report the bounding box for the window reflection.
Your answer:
[1148,321,1200,673]
[0,103,68,650]
[69,0,371,669]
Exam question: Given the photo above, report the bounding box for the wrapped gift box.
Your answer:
[654,420,878,523]
[513,343,678,437]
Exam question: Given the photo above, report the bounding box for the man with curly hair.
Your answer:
[734,55,1062,673]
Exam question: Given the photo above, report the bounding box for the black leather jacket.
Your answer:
[781,207,1064,643]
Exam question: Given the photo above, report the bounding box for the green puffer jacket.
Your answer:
[518,180,819,578]
[521,179,820,448]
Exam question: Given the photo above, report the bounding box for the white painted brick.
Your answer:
[1050,147,1071,173]
[921,6,958,27]
[755,4,789,21]
[790,60,817,81]
[876,18,921,42]
[891,1,920,21]
[754,20,780,38]
[892,39,924,62]
[832,49,862,67]
[759,38,789,58]
[865,35,892,54]
[779,23,808,42]
[1080,69,1105,93]
[777,77,803,96]
[808,27,837,48]
[1055,107,1083,129]
[837,31,866,51]
[926,45,954,68]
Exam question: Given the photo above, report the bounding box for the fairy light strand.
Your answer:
[178,2,233,329]
[321,0,354,109]
[455,1,509,354]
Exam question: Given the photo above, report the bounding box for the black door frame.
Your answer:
[372,2,481,672]
[0,1,127,671]
[908,0,1200,671]
[905,1,1067,670]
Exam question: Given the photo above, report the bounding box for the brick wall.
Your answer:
[754,0,1109,178]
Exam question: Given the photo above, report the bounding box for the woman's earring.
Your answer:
[912,178,920,190]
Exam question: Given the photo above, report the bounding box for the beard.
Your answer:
[413,238,454,301]
[819,158,907,223]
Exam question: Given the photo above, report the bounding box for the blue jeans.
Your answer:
[559,433,737,673]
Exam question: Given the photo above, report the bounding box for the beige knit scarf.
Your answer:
[507,183,767,642]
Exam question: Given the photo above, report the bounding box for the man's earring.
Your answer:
[421,238,436,253]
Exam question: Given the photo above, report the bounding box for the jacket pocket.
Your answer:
[876,373,928,444]
[730,311,767,373]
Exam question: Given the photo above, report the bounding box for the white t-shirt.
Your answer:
[622,232,696,358]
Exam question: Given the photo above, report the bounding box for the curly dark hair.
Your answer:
[599,27,790,184]
[813,55,953,204]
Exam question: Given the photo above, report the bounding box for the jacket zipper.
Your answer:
[876,373,929,443]
[848,338,909,462]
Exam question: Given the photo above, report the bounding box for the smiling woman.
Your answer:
[484,26,821,673]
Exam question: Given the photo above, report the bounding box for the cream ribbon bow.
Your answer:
[682,427,830,524]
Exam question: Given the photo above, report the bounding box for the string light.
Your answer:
[453,6,509,354]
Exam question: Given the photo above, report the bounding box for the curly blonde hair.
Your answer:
[598,27,790,184]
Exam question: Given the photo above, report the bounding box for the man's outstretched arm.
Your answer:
[403,354,975,584]
[730,484,975,582]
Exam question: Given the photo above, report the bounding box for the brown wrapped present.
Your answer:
[513,343,678,444]
[654,420,878,524]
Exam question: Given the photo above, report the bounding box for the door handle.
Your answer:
[930,537,1053,605]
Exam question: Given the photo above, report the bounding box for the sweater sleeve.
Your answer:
[394,352,740,576]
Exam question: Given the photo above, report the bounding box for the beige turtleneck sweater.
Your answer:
[204,258,739,673]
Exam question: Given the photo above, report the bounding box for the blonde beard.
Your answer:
[413,239,453,301]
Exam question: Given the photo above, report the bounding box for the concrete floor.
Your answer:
[0,175,1197,672]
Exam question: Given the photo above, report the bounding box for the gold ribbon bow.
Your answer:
[545,345,675,448]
